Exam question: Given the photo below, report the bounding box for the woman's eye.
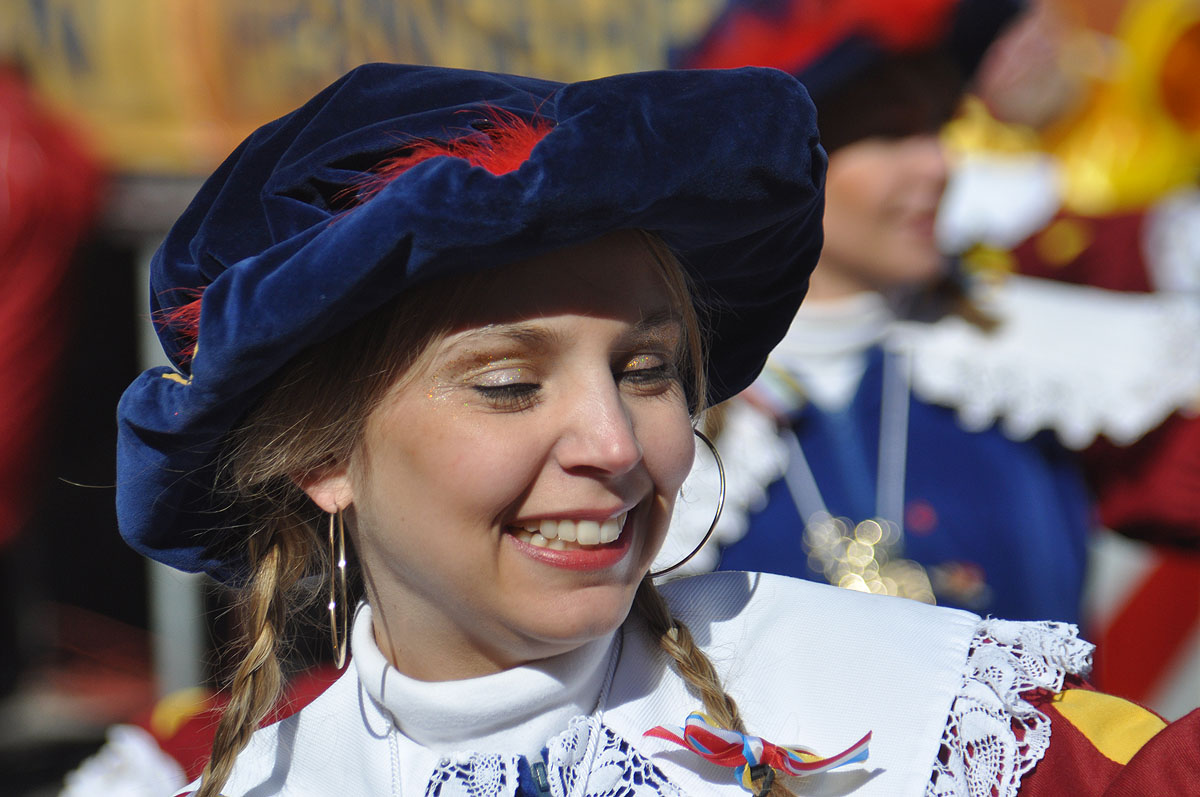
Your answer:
[474,383,540,410]
[472,367,540,411]
[620,354,678,392]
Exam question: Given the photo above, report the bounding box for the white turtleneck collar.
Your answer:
[350,602,620,760]
[767,291,894,412]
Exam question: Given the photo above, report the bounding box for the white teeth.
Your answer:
[514,530,563,550]
[556,519,577,542]
[598,517,621,544]
[515,512,628,548]
[576,520,601,545]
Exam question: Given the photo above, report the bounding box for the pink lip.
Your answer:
[504,523,635,571]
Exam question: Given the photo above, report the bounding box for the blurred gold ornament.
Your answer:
[1034,217,1095,265]
[948,0,1200,215]
[802,513,936,603]
[1046,0,1200,212]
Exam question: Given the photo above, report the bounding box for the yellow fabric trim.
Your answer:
[1054,689,1167,765]
[161,371,192,385]
[149,686,218,739]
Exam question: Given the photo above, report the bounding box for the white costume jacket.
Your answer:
[178,572,1092,796]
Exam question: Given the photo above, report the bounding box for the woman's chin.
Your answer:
[517,586,639,657]
[881,253,947,290]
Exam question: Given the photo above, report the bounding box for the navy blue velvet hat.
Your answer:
[675,0,1023,101]
[116,63,826,579]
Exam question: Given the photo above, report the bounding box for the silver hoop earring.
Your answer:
[649,428,725,579]
[328,507,349,669]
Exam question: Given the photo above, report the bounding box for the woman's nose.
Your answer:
[553,381,643,478]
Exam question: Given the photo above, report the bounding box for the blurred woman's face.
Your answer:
[811,133,949,300]
[304,232,695,680]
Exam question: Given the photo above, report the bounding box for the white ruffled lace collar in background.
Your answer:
[351,602,617,760]
[1141,187,1200,294]
[892,275,1200,449]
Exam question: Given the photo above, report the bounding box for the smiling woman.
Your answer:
[112,60,1195,797]
[116,63,833,796]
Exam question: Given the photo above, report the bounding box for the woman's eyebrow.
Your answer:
[633,308,684,335]
[620,310,685,350]
[448,322,563,351]
[449,309,682,347]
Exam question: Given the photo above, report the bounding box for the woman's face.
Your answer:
[812,133,949,300]
[306,232,696,680]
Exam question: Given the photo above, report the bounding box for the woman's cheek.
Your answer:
[650,410,697,495]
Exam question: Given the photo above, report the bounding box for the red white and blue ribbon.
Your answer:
[645,712,871,792]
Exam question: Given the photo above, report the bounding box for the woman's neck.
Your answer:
[352,603,620,758]
[805,260,880,302]
[768,292,894,411]
[362,570,609,682]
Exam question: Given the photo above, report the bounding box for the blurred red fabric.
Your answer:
[0,65,104,547]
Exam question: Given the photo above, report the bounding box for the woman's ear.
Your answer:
[295,463,355,514]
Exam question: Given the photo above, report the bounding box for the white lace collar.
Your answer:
[892,275,1200,448]
[351,602,618,759]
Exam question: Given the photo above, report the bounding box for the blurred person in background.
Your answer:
[665,0,1200,644]
[0,60,103,696]
[943,0,1200,544]
[944,0,1200,299]
[939,0,1200,714]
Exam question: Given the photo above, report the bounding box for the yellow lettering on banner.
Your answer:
[1054,689,1167,765]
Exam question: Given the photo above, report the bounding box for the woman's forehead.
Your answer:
[442,309,684,352]
[449,232,677,328]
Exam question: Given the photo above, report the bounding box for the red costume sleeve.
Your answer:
[1018,678,1200,795]
[139,664,342,780]
[1085,412,1200,548]
[1100,705,1200,795]
[1011,211,1153,293]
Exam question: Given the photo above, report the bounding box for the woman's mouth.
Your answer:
[508,512,628,550]
[505,511,636,571]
